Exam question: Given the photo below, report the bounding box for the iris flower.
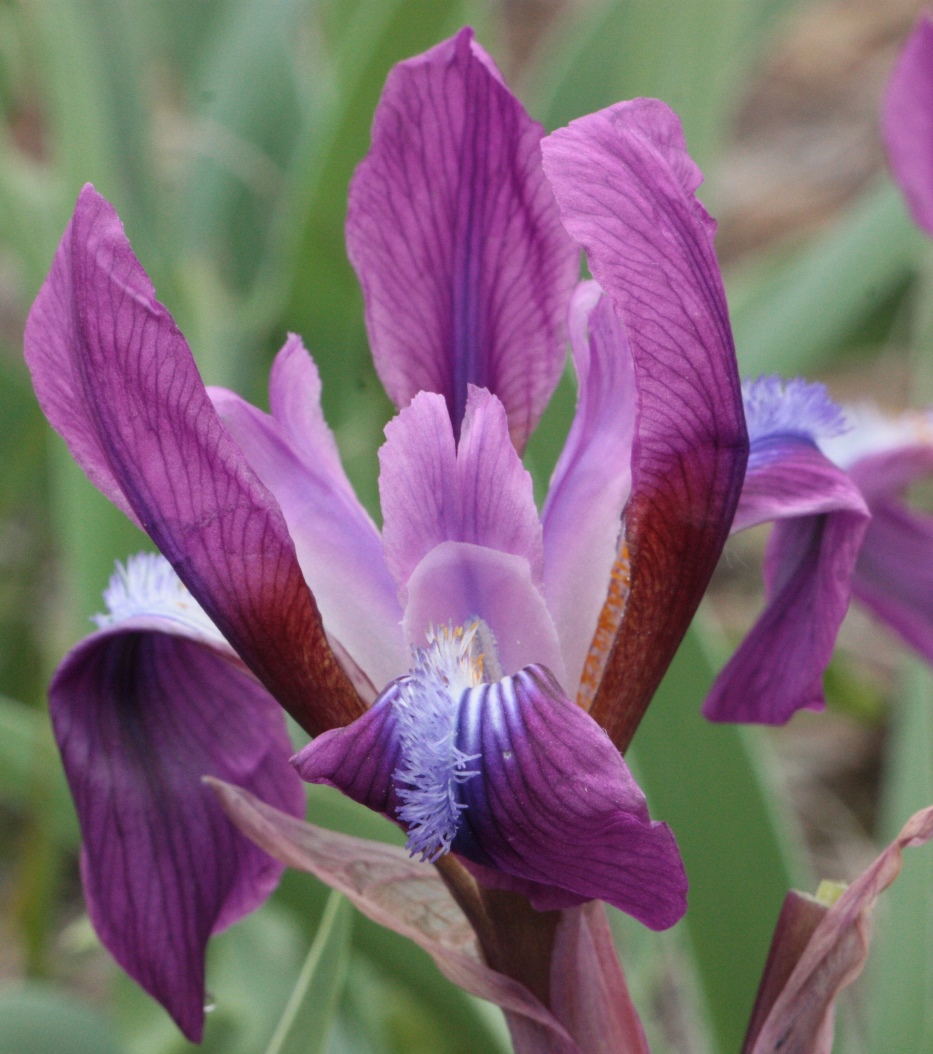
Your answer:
[705,13,933,726]
[26,29,749,1042]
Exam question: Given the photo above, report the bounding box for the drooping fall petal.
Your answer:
[747,805,933,1054]
[52,614,304,1042]
[347,27,579,447]
[883,13,933,236]
[294,663,686,929]
[210,336,407,690]
[543,99,748,749]
[542,283,636,698]
[706,438,868,724]
[24,185,363,735]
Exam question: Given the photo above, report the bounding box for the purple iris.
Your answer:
[705,14,933,725]
[25,28,749,1041]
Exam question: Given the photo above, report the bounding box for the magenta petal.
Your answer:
[852,499,933,662]
[542,283,636,694]
[705,440,869,724]
[380,388,544,592]
[542,100,748,747]
[24,186,362,735]
[211,337,407,690]
[454,666,687,928]
[347,28,578,447]
[296,664,685,929]
[292,689,402,819]
[51,623,304,1042]
[883,14,933,236]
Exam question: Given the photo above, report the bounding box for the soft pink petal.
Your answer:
[211,337,407,689]
[403,541,565,682]
[542,282,636,695]
[379,388,544,593]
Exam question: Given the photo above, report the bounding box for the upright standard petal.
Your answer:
[542,283,636,696]
[51,558,304,1042]
[883,14,933,236]
[347,27,579,447]
[705,379,869,724]
[24,186,363,735]
[211,336,407,691]
[543,100,748,747]
[295,650,687,931]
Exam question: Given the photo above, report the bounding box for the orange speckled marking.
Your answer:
[577,537,631,711]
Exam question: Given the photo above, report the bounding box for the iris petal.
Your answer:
[347,27,578,446]
[52,620,303,1042]
[883,14,933,237]
[543,99,748,749]
[211,336,407,690]
[708,438,868,724]
[24,186,363,735]
[542,283,636,698]
[295,658,686,930]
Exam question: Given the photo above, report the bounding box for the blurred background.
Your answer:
[0,0,931,1051]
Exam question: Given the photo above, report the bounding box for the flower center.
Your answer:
[392,621,494,862]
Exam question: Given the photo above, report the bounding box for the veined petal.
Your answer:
[346,27,578,447]
[542,100,748,749]
[380,388,544,593]
[295,658,687,930]
[542,283,636,697]
[883,14,933,236]
[707,379,868,723]
[454,667,686,928]
[51,561,304,1042]
[24,186,363,735]
[211,337,407,690]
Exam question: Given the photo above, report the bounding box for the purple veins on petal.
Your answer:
[25,184,364,737]
[347,27,578,448]
[294,625,688,930]
[51,570,304,1041]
